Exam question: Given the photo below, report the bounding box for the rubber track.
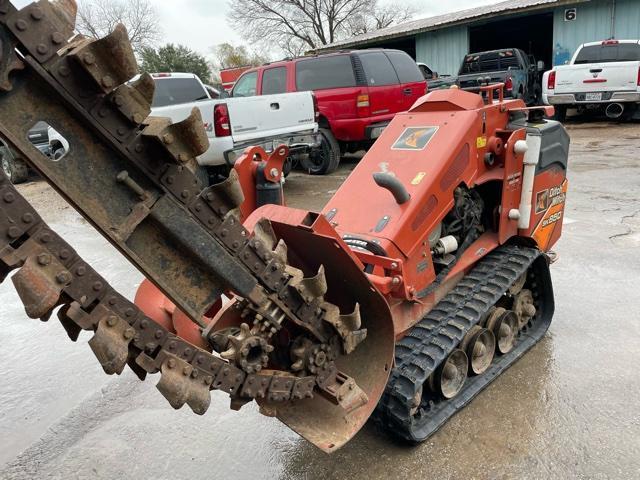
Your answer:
[375,244,552,442]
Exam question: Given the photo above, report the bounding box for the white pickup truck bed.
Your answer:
[149,73,318,167]
[543,40,640,120]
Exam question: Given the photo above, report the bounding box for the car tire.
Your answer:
[1,150,28,184]
[283,157,292,178]
[302,128,340,175]
[533,86,542,106]
[620,103,636,122]
[552,105,567,122]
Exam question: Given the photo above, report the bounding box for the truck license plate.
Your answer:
[585,92,602,101]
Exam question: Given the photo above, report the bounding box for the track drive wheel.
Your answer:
[302,128,340,175]
[513,289,536,329]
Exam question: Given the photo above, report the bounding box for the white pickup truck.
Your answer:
[542,40,640,121]
[148,73,319,176]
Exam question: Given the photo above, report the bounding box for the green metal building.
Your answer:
[316,0,640,76]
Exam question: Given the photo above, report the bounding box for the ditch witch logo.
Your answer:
[392,126,439,150]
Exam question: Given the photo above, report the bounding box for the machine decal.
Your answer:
[535,184,567,215]
[535,189,549,214]
[549,186,567,207]
[476,136,487,148]
[411,172,426,185]
[507,172,522,188]
[392,126,438,151]
[532,180,568,249]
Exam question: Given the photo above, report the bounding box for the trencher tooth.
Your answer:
[339,303,362,331]
[206,169,245,210]
[68,24,138,94]
[51,0,78,33]
[298,265,328,300]
[253,218,278,250]
[156,355,212,415]
[274,239,288,263]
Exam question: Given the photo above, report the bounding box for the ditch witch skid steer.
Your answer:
[0,1,569,452]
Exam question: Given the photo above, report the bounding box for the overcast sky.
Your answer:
[13,0,502,59]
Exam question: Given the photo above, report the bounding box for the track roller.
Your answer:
[460,326,496,375]
[485,308,518,354]
[431,349,468,399]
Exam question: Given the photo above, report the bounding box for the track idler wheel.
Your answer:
[431,349,468,399]
[485,307,518,354]
[460,326,496,375]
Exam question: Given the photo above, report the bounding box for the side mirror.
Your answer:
[537,60,545,71]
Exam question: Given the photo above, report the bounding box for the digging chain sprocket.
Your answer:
[0,1,367,416]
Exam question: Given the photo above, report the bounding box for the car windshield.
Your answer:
[574,43,640,64]
[460,50,520,74]
[151,77,208,108]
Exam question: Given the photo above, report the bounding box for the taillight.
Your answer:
[214,104,231,137]
[356,93,370,117]
[312,92,319,120]
[637,66,640,86]
[602,40,619,45]
[505,76,513,91]
[548,70,556,90]
[356,94,370,108]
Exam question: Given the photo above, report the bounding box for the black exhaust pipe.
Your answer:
[605,103,624,119]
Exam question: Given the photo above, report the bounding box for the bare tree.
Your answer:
[348,3,417,35]
[76,0,161,53]
[228,0,417,55]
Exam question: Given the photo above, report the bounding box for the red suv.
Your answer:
[232,49,427,174]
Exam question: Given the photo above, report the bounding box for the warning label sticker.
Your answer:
[392,127,438,151]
